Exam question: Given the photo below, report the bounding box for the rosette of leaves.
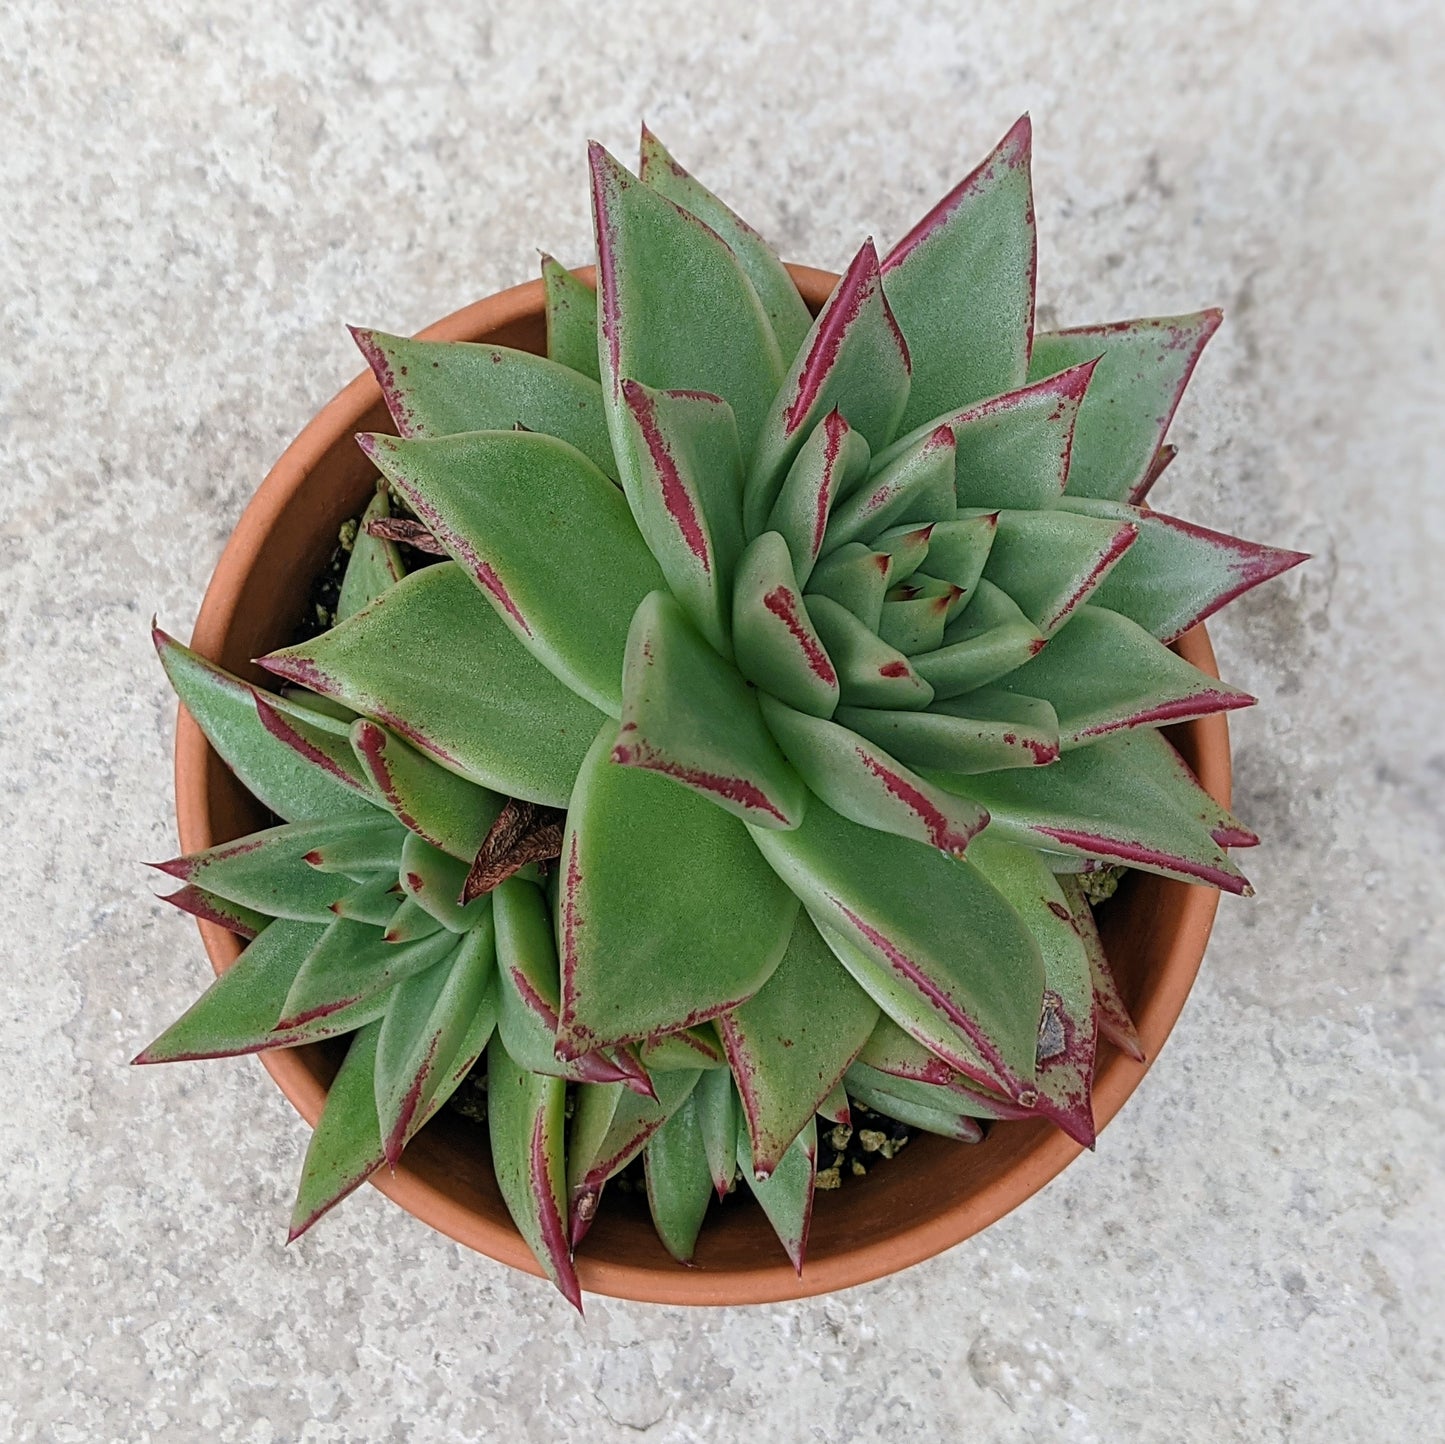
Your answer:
[144,118,1304,1307]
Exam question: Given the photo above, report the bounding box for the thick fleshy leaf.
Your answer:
[804,593,934,711]
[398,833,491,933]
[968,838,1099,1146]
[359,430,664,716]
[638,125,812,360]
[540,255,600,381]
[350,719,504,861]
[591,142,783,460]
[806,542,894,630]
[277,916,458,1031]
[150,817,403,922]
[836,690,1059,774]
[766,410,871,587]
[154,628,377,823]
[642,1089,715,1264]
[566,1068,702,1237]
[759,696,988,857]
[1057,874,1145,1062]
[732,532,840,720]
[612,381,744,654]
[615,590,806,829]
[253,694,374,800]
[557,723,799,1054]
[156,884,267,940]
[1029,311,1222,501]
[696,1067,740,1198]
[349,326,616,479]
[487,1039,581,1310]
[267,687,360,739]
[736,1112,816,1273]
[133,918,327,1063]
[870,523,933,580]
[914,579,1045,697]
[748,801,1044,1097]
[844,1071,985,1142]
[881,115,1035,428]
[716,910,879,1175]
[262,563,605,807]
[933,728,1252,893]
[746,240,911,531]
[1059,497,1309,644]
[337,486,405,622]
[374,922,497,1164]
[917,513,998,596]
[380,893,445,943]
[876,585,956,655]
[982,509,1138,636]
[640,1026,726,1072]
[493,878,645,1089]
[994,605,1254,746]
[822,426,957,554]
[290,968,499,1241]
[855,1012,965,1087]
[818,1081,851,1126]
[329,872,402,925]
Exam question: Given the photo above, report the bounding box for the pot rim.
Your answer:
[175,265,1228,1305]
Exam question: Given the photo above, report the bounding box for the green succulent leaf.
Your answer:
[968,838,1099,1146]
[732,532,841,720]
[642,1088,716,1264]
[133,918,330,1063]
[557,722,800,1054]
[152,817,403,921]
[350,327,616,479]
[916,513,999,596]
[638,124,813,360]
[541,255,600,381]
[638,1026,726,1072]
[590,142,783,459]
[804,593,934,711]
[487,1037,581,1310]
[748,800,1044,1098]
[278,916,459,1031]
[328,872,403,925]
[806,542,895,631]
[747,240,911,532]
[933,728,1252,893]
[350,718,505,862]
[262,563,605,807]
[252,693,375,800]
[493,878,647,1088]
[337,486,406,622]
[736,1112,816,1273]
[612,380,745,655]
[1029,311,1222,502]
[360,430,664,717]
[1059,497,1309,644]
[843,1071,984,1141]
[765,410,871,586]
[153,628,377,823]
[982,508,1138,637]
[913,578,1045,697]
[759,695,989,857]
[156,884,267,939]
[397,833,491,933]
[374,921,497,1165]
[881,115,1035,429]
[822,425,957,553]
[615,590,807,829]
[380,893,446,943]
[696,1067,740,1198]
[1057,874,1145,1062]
[835,688,1059,775]
[876,586,956,655]
[716,910,879,1175]
[994,604,1254,746]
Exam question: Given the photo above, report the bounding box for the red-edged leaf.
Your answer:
[1058,874,1145,1063]
[804,593,934,711]
[736,1112,816,1273]
[881,115,1036,428]
[765,409,871,586]
[821,425,956,554]
[156,885,266,940]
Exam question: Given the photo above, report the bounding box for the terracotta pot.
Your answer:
[175,266,1232,1305]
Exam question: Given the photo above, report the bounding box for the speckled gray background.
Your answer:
[4,1,1442,1439]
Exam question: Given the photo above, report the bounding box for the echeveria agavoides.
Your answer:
[141,118,1304,1307]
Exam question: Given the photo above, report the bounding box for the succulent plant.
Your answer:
[141,117,1304,1308]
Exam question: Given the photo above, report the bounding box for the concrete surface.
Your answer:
[4,1,1442,1439]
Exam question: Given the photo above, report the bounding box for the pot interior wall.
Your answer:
[183,273,1224,1298]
